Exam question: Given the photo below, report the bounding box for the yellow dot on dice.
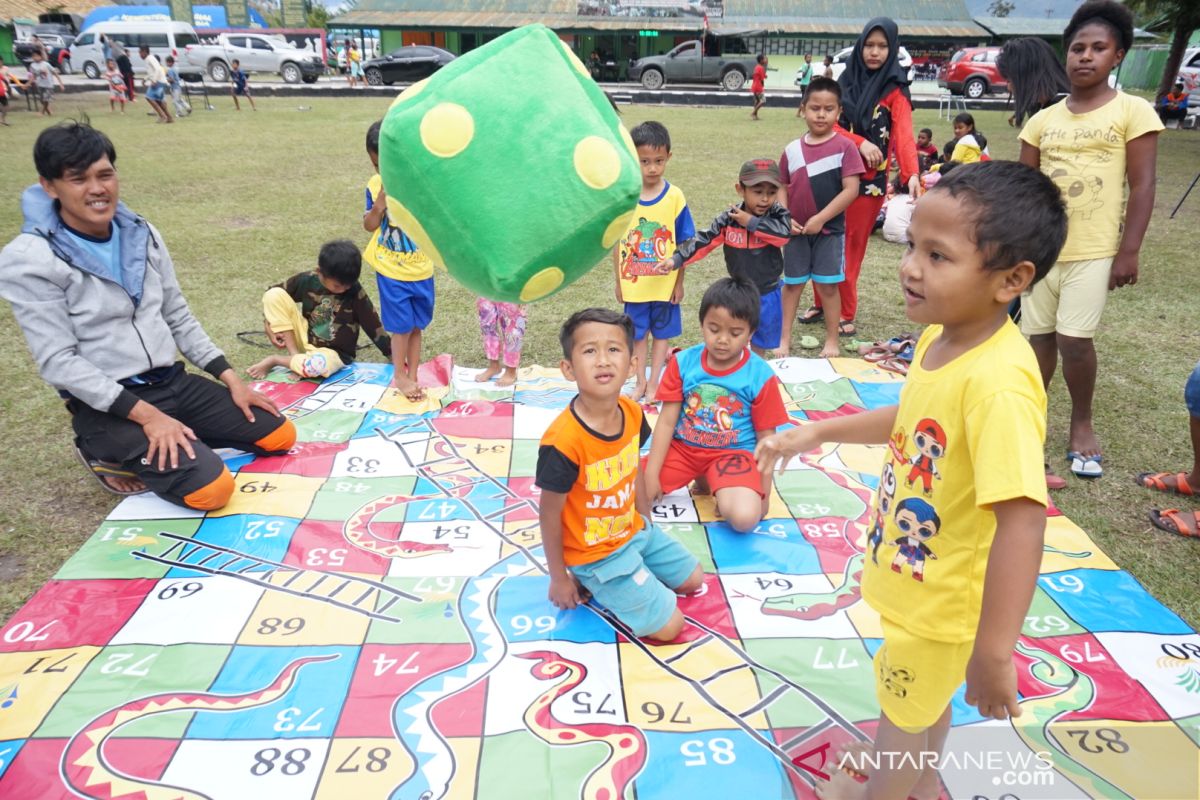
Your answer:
[386,196,443,266]
[420,103,475,158]
[574,136,621,190]
[602,210,635,249]
[520,268,564,302]
[390,78,429,110]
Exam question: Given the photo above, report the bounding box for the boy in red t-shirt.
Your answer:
[750,54,768,120]
[537,308,703,642]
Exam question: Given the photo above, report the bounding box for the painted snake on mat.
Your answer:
[60,654,337,800]
[762,552,864,621]
[1012,641,1132,799]
[516,650,647,800]
[344,493,454,558]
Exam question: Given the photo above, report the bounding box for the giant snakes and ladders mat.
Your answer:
[0,357,1197,800]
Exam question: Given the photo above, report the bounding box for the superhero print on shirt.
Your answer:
[890,496,941,582]
[620,217,675,282]
[679,383,745,448]
[891,418,946,497]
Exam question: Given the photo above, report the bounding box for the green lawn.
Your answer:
[0,93,1197,627]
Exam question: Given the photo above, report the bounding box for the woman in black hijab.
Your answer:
[798,18,919,337]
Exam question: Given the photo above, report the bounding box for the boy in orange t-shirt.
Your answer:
[537,308,703,641]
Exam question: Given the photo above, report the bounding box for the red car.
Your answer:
[938,46,1009,99]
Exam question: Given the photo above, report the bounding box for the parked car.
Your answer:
[1176,46,1200,109]
[183,33,323,83]
[628,39,758,91]
[363,46,456,86]
[70,20,200,80]
[13,26,75,72]
[938,46,1009,99]
[801,45,915,85]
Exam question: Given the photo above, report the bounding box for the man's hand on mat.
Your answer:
[225,372,281,422]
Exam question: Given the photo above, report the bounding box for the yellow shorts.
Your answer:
[1019,257,1113,339]
[874,618,971,732]
[262,287,344,378]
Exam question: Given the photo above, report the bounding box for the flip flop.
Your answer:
[1148,508,1200,538]
[1135,472,1195,497]
[73,444,147,496]
[798,335,820,350]
[862,346,892,362]
[877,356,909,376]
[1067,451,1103,479]
[797,305,823,324]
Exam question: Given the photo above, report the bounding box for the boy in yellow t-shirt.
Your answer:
[757,161,1068,800]
[1018,0,1162,482]
[364,120,436,402]
[614,121,695,401]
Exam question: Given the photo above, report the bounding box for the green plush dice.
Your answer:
[378,24,640,303]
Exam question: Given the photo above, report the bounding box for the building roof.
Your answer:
[333,0,991,37]
[0,0,108,25]
[973,16,1158,39]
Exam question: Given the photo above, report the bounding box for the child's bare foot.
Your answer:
[393,375,426,402]
[776,345,791,358]
[644,380,660,402]
[474,364,501,383]
[496,367,518,387]
[626,380,647,401]
[831,742,941,800]
[247,356,283,379]
[819,341,840,359]
[815,770,867,800]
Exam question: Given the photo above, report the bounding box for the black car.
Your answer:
[363,46,455,86]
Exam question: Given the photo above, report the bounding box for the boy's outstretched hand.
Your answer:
[755,428,818,476]
[964,650,1022,721]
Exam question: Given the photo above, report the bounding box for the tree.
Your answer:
[1127,0,1200,101]
[304,1,330,29]
[987,1,1015,18]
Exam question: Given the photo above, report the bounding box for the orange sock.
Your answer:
[183,468,235,511]
[255,419,296,453]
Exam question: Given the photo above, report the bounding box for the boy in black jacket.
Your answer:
[662,159,792,356]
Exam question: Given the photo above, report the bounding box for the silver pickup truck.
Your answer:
[183,33,323,83]
[627,39,758,91]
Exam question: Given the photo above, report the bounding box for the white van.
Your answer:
[70,20,200,80]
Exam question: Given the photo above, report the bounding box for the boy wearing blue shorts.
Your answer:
[666,159,792,358]
[538,308,703,642]
[364,120,435,401]
[229,60,256,111]
[779,76,864,358]
[614,121,696,401]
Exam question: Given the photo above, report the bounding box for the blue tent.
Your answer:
[80,5,268,32]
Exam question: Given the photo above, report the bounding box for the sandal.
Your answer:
[798,335,820,350]
[73,445,147,496]
[1135,472,1195,497]
[1067,450,1103,479]
[838,320,857,338]
[877,356,908,376]
[1045,465,1067,491]
[1148,508,1200,538]
[797,306,824,324]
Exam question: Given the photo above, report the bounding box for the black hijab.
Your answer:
[838,17,911,135]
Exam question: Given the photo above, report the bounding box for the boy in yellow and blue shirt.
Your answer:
[757,161,1068,800]
[614,120,695,401]
[364,119,436,402]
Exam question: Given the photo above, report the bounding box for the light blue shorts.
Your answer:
[571,521,699,637]
[1186,360,1200,418]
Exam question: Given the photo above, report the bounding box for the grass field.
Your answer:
[0,92,1197,628]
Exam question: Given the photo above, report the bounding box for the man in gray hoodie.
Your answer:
[0,121,296,510]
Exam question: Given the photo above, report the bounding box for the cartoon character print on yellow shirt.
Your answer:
[581,435,640,547]
[883,419,947,583]
[616,183,693,303]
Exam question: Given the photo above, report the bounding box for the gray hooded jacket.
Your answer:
[0,185,230,417]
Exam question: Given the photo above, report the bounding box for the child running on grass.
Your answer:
[778,76,864,358]
[664,159,791,359]
[249,240,391,379]
[105,59,126,113]
[757,161,1068,800]
[614,120,695,400]
[1018,0,1162,483]
[364,120,436,401]
[230,59,256,111]
[644,277,789,533]
[537,308,703,642]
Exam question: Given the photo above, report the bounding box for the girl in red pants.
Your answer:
[799,17,919,337]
